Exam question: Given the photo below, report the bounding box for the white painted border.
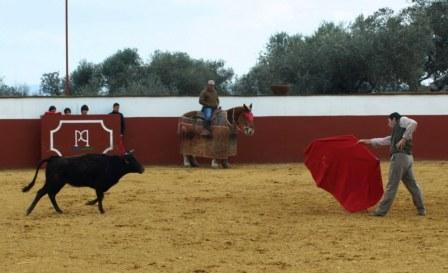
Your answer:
[50,120,113,156]
[1,95,448,119]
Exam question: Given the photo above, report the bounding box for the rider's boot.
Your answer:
[201,121,212,137]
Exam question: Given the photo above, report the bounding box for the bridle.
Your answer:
[230,107,253,132]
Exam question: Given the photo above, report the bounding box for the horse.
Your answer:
[178,104,255,168]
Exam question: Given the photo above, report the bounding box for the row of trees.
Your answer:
[1,0,446,96]
[234,0,448,95]
[39,49,234,96]
[0,78,28,96]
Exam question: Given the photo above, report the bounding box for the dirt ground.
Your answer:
[1,161,448,273]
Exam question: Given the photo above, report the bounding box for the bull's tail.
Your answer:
[22,158,51,192]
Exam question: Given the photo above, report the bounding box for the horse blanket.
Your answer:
[178,110,238,159]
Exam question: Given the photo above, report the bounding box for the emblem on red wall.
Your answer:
[42,115,121,159]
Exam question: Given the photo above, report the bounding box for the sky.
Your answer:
[0,0,412,88]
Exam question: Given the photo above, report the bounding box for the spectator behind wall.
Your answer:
[63,107,71,115]
[81,105,89,115]
[109,103,125,135]
[44,105,61,116]
[109,102,126,155]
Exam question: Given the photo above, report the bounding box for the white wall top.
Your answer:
[0,95,447,119]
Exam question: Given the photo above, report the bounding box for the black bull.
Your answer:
[22,153,145,215]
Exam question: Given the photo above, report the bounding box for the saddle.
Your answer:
[194,109,228,125]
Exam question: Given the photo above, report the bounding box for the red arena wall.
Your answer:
[0,95,447,168]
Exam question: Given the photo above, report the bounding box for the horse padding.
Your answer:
[178,116,203,137]
[178,112,237,159]
[178,110,228,136]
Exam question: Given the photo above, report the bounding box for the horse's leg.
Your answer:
[183,155,199,167]
[211,159,219,168]
[183,155,191,167]
[189,156,199,167]
[221,159,230,169]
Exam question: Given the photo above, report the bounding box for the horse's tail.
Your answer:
[22,157,52,192]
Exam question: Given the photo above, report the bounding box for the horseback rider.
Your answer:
[199,80,219,136]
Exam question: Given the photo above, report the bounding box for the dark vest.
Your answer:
[390,119,412,155]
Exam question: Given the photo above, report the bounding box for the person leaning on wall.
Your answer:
[80,104,89,115]
[109,102,126,154]
[43,105,61,116]
[109,102,125,136]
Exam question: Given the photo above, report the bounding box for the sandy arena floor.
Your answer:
[1,162,448,273]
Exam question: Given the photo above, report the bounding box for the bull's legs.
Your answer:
[96,190,105,214]
[48,193,63,214]
[26,186,48,215]
[47,183,65,214]
[85,198,98,206]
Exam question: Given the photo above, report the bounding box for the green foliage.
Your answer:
[233,64,272,95]
[234,1,446,94]
[60,48,232,96]
[412,0,448,83]
[350,7,433,91]
[0,78,29,96]
[123,69,171,96]
[70,60,104,96]
[303,23,359,93]
[101,48,144,95]
[40,72,63,96]
[149,51,233,96]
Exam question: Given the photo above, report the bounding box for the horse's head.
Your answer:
[236,104,255,136]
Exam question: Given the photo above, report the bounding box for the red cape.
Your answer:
[304,135,383,212]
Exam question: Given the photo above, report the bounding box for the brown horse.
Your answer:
[178,104,255,168]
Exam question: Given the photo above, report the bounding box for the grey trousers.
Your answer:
[375,153,425,215]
